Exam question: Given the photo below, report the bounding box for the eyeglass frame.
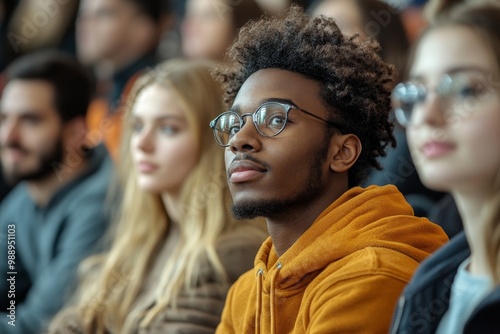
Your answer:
[391,71,500,127]
[209,101,343,147]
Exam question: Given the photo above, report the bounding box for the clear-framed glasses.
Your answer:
[392,71,499,127]
[209,101,341,147]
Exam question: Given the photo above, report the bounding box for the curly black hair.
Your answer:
[215,5,396,187]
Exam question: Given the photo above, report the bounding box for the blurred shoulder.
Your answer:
[216,223,268,283]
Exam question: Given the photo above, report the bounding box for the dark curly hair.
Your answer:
[215,5,396,187]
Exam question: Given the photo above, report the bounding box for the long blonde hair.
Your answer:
[75,59,240,333]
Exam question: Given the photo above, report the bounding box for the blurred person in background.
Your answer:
[310,0,445,219]
[1,0,79,71]
[390,3,500,332]
[1,0,81,202]
[49,59,266,334]
[0,51,112,334]
[253,0,314,15]
[180,0,263,62]
[77,0,174,160]
[310,0,408,76]
[1,0,15,203]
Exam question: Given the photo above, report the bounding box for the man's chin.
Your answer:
[4,164,54,183]
[231,203,262,220]
[231,199,290,220]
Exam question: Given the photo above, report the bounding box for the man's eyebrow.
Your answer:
[230,97,298,114]
[1,110,44,119]
[20,113,43,119]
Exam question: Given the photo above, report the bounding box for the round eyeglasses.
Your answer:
[392,72,498,127]
[209,101,341,147]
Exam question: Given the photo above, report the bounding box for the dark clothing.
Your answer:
[86,53,157,160]
[391,232,500,334]
[0,144,112,333]
[108,53,157,110]
[428,194,463,239]
[363,126,444,218]
[0,170,13,203]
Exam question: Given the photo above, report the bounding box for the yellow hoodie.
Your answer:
[216,185,448,334]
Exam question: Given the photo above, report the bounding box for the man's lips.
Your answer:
[228,160,267,183]
[2,148,28,161]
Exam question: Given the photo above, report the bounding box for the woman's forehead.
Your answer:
[411,26,499,80]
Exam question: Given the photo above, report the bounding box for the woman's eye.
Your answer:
[160,125,178,135]
[457,85,479,98]
[131,122,143,132]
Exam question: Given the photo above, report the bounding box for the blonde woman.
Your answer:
[49,59,266,333]
[390,3,500,333]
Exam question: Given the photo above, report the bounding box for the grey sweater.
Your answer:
[0,144,112,333]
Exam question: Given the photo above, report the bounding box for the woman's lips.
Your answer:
[137,161,158,173]
[421,141,456,158]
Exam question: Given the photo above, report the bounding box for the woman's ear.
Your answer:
[329,134,362,173]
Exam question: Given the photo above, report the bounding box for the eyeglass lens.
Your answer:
[392,72,495,127]
[212,102,289,146]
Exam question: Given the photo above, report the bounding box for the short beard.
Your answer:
[3,137,64,183]
[231,133,331,220]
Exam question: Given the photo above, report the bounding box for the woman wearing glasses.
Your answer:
[49,59,266,333]
[390,3,500,333]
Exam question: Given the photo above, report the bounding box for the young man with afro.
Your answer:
[209,5,448,333]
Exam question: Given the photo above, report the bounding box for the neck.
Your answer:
[27,157,89,207]
[268,182,347,257]
[453,184,496,277]
[162,193,181,225]
[110,46,155,75]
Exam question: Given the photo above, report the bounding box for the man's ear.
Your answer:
[63,116,87,148]
[329,134,362,173]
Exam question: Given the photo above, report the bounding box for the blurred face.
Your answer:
[0,80,64,183]
[181,0,235,61]
[408,26,500,192]
[77,0,144,64]
[254,0,287,14]
[311,0,366,38]
[224,69,334,219]
[130,84,199,195]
